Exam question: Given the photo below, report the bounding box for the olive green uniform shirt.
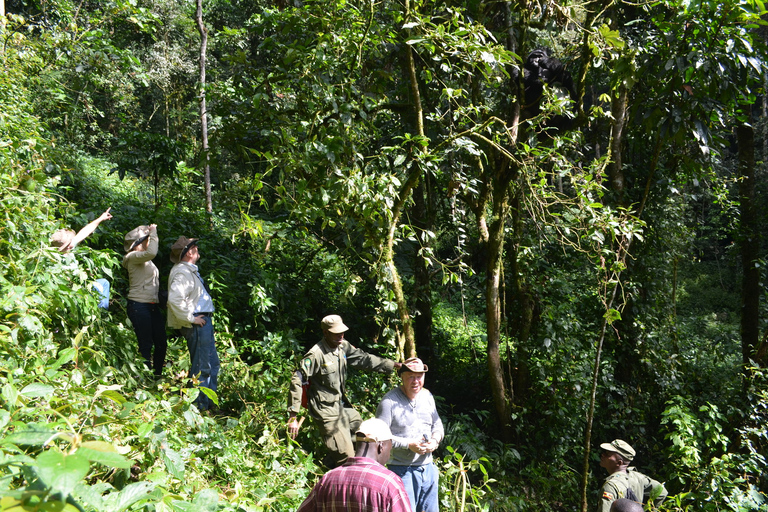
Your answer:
[288,338,396,422]
[597,468,667,512]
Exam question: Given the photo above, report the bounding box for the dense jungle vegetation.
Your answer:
[1,0,768,510]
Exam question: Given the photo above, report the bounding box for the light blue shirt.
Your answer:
[188,262,215,313]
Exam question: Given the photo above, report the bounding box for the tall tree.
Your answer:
[196,0,213,217]
[738,120,761,370]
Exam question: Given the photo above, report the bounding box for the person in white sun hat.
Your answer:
[297,418,412,512]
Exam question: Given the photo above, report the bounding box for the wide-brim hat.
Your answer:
[356,418,393,443]
[170,236,198,264]
[600,439,635,461]
[124,225,150,252]
[398,357,428,374]
[321,314,349,334]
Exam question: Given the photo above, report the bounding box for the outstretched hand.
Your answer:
[423,438,439,453]
[61,207,114,253]
[287,417,304,439]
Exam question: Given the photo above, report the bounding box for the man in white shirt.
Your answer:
[376,358,443,512]
[167,236,220,411]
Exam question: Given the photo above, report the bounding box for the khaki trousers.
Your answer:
[315,407,362,467]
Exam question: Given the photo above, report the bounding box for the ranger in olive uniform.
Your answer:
[597,439,667,512]
[287,315,401,467]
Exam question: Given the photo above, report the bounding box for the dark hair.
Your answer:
[610,498,643,512]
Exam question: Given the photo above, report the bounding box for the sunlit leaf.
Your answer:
[20,383,54,399]
[35,451,90,498]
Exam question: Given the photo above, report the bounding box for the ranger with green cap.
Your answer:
[287,315,402,468]
[597,439,667,512]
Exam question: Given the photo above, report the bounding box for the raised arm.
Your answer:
[61,207,113,252]
[123,225,159,263]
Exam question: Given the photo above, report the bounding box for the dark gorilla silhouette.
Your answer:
[515,48,576,133]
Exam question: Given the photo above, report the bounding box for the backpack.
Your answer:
[297,370,310,409]
[625,487,640,502]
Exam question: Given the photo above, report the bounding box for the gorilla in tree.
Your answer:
[515,48,577,133]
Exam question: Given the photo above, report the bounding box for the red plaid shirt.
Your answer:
[297,457,412,512]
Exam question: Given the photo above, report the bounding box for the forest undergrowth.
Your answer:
[1,147,766,512]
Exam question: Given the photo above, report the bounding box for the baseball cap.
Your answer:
[600,439,635,461]
[356,418,393,443]
[321,315,349,334]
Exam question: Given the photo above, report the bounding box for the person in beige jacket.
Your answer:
[123,224,166,378]
[167,236,220,411]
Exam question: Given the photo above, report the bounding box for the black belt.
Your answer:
[195,312,213,317]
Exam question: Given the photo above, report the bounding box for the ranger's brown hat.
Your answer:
[51,229,76,250]
[398,357,428,375]
[321,315,349,333]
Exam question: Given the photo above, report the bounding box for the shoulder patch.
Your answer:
[302,357,312,372]
[602,492,614,500]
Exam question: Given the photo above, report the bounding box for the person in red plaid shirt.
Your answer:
[297,418,412,512]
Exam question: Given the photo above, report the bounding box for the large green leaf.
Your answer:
[72,481,114,511]
[191,489,219,512]
[0,410,10,431]
[20,383,55,399]
[76,442,132,469]
[198,387,218,405]
[161,448,185,480]
[3,423,56,446]
[113,482,157,512]
[35,450,90,498]
[1,383,19,408]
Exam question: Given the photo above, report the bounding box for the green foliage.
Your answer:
[0,35,317,509]
[430,302,492,412]
[438,412,579,512]
[439,446,495,512]
[660,395,768,510]
[4,0,768,511]
[0,183,317,512]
